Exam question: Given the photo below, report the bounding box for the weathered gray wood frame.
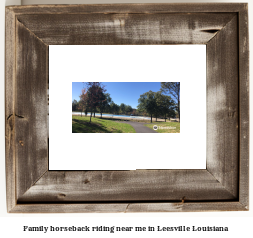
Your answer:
[5,4,249,213]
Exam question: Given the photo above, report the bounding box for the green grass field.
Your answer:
[144,121,180,133]
[72,115,136,133]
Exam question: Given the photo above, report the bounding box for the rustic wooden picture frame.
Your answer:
[5,3,249,213]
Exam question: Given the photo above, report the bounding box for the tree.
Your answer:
[161,82,180,122]
[114,104,120,115]
[156,93,175,122]
[119,103,126,115]
[125,105,133,115]
[86,82,106,122]
[98,93,111,118]
[109,101,117,115]
[78,88,88,117]
[137,91,157,123]
[167,106,176,121]
[72,99,78,112]
[153,92,163,122]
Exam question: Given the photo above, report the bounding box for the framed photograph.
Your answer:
[5,3,249,213]
[51,45,205,171]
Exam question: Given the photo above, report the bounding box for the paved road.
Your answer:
[116,121,158,133]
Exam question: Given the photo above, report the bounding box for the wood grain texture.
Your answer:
[16,13,235,45]
[10,202,247,213]
[125,202,248,212]
[238,4,249,209]
[206,16,239,198]
[5,3,249,213]
[7,3,246,15]
[5,7,16,212]
[15,20,48,200]
[18,170,236,202]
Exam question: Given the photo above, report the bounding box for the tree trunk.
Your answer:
[94,111,95,117]
[81,111,82,117]
[151,114,152,123]
[101,112,102,118]
[85,109,87,116]
[156,115,157,122]
[165,113,166,122]
[90,109,92,122]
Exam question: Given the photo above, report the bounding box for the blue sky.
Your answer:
[72,82,163,109]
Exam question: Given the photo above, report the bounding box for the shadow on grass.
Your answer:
[72,118,124,133]
[97,117,150,123]
[97,117,130,122]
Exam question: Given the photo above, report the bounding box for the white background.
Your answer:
[49,45,206,170]
[0,0,252,237]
